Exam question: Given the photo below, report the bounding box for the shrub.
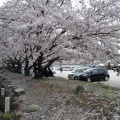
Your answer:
[0,113,21,120]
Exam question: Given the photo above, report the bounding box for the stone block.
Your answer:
[75,86,85,94]
[6,85,14,90]
[25,104,39,113]
[14,88,25,96]
[5,97,10,113]
[1,88,5,97]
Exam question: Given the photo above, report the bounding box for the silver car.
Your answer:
[68,67,89,80]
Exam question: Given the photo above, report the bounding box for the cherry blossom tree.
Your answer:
[0,0,74,77]
[0,0,120,78]
[67,0,120,63]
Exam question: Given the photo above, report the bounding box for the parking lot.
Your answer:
[102,70,120,89]
[55,70,120,89]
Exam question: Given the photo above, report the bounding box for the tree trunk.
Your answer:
[37,56,43,78]
[43,57,59,71]
[12,62,16,72]
[17,62,22,73]
[39,57,59,78]
[33,61,38,79]
[25,56,29,75]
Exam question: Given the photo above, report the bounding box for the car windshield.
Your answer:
[71,70,77,73]
[83,69,93,73]
[72,69,82,73]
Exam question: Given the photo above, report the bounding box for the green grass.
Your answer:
[0,113,21,120]
[41,78,120,99]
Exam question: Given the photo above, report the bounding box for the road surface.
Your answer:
[54,70,120,89]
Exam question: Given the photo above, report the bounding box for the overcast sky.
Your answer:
[0,0,7,6]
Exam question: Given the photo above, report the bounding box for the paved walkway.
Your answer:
[55,70,120,89]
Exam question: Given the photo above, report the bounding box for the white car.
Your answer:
[68,67,89,80]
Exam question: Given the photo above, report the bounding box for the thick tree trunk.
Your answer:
[33,61,38,79]
[25,56,29,75]
[32,57,59,79]
[12,62,16,72]
[43,57,59,70]
[17,62,22,73]
[37,56,43,78]
[39,57,59,78]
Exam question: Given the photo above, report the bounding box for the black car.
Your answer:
[78,68,110,82]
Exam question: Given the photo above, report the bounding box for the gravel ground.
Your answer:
[4,71,120,120]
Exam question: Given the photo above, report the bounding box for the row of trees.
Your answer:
[0,0,120,78]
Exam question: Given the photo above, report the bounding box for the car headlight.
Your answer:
[68,74,74,76]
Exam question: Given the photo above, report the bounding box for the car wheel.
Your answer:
[104,76,109,81]
[74,76,78,80]
[87,78,91,82]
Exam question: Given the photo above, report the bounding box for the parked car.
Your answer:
[78,68,110,82]
[68,67,89,80]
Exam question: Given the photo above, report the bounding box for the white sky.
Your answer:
[0,0,7,6]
